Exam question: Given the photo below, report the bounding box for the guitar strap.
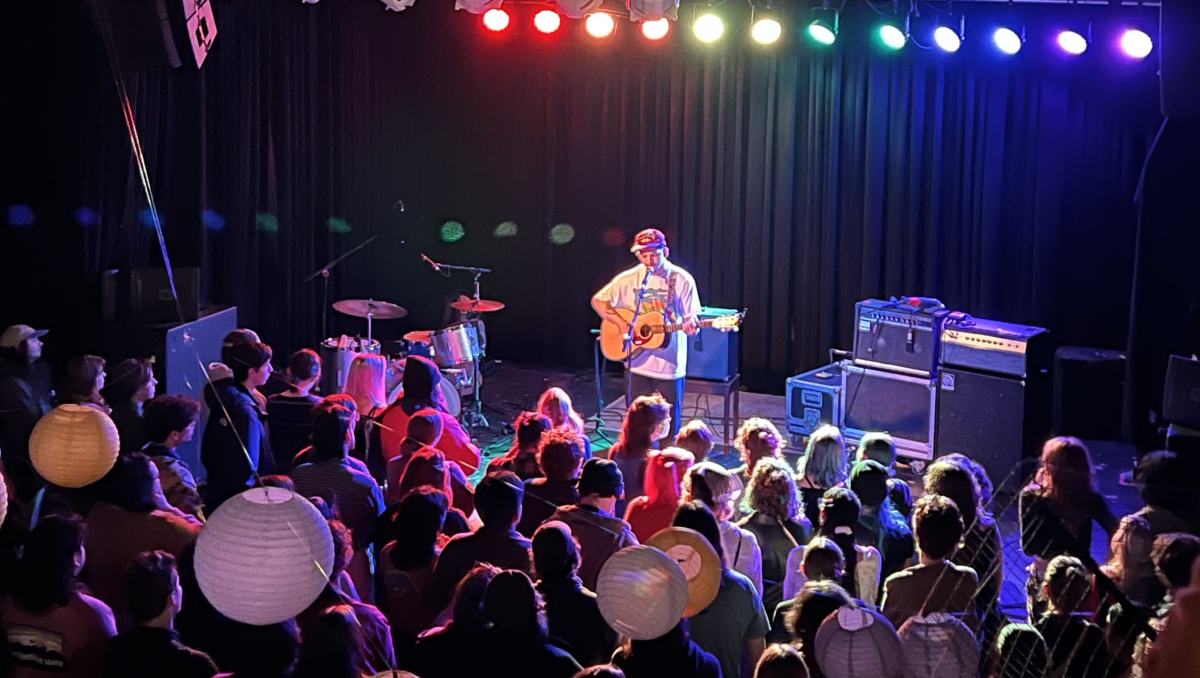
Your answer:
[666,269,678,323]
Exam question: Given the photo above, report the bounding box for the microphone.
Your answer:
[421,254,440,272]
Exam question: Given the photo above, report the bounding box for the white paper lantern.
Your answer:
[596,545,688,641]
[454,0,502,16]
[29,405,119,488]
[371,672,419,678]
[0,470,10,528]
[555,0,603,19]
[627,0,678,22]
[380,0,416,11]
[195,487,334,626]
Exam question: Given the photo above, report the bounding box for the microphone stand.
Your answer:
[421,256,493,431]
[624,266,654,408]
[305,235,379,341]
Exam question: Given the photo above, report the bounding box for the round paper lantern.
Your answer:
[29,405,119,488]
[372,672,420,678]
[0,470,10,528]
[646,527,721,617]
[597,545,688,641]
[195,487,334,625]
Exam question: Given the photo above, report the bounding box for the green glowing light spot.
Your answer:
[326,217,352,234]
[440,221,466,243]
[549,223,575,246]
[494,221,519,238]
[256,213,279,233]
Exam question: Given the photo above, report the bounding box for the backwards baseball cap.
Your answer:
[0,325,48,350]
[578,458,625,498]
[630,228,667,253]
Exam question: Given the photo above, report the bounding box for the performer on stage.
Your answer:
[592,229,700,437]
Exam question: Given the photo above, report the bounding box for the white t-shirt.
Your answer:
[597,260,701,380]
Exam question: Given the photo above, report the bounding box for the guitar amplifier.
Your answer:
[786,363,845,437]
[940,315,1049,378]
[686,307,740,382]
[853,298,949,377]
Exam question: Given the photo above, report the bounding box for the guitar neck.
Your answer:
[650,318,721,334]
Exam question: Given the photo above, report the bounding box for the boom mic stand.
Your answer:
[421,256,492,431]
[304,235,378,341]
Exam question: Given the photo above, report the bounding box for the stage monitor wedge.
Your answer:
[92,0,216,69]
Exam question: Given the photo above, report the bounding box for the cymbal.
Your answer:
[404,330,433,344]
[333,299,408,320]
[450,299,505,313]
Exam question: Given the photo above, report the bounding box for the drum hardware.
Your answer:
[333,298,408,344]
[305,235,378,341]
[320,335,381,395]
[420,254,498,431]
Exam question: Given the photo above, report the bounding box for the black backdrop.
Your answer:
[0,0,1162,392]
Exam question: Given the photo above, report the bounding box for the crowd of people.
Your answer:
[0,322,1199,678]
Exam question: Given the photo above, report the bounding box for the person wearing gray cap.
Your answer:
[0,324,52,501]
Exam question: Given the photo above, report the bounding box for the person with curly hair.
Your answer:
[488,411,554,481]
[518,428,587,537]
[738,457,812,611]
[796,425,849,529]
[609,394,672,513]
[733,417,787,486]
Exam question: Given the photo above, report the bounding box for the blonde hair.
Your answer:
[343,353,388,413]
[735,417,785,473]
[798,425,848,490]
[537,387,586,436]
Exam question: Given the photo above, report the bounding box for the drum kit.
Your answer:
[319,256,503,428]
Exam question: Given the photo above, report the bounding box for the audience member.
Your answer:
[1106,450,1195,608]
[384,409,444,503]
[674,419,715,464]
[100,550,217,678]
[739,457,811,611]
[265,348,322,472]
[0,323,53,501]
[2,514,117,678]
[531,522,616,667]
[881,494,978,631]
[609,394,672,513]
[675,501,770,678]
[850,460,915,582]
[477,570,582,678]
[412,564,500,678]
[856,432,912,517]
[550,458,638,590]
[735,417,787,490]
[813,606,902,678]
[103,358,156,453]
[519,428,586,537]
[380,487,448,663]
[783,581,854,678]
[610,621,721,678]
[1132,533,1200,678]
[380,356,481,472]
[754,643,810,678]
[342,353,390,481]
[1020,437,1118,616]
[62,355,108,411]
[684,461,763,594]
[1034,556,1109,678]
[432,471,532,610]
[538,386,593,460]
[292,605,366,678]
[795,425,848,528]
[201,340,275,509]
[390,447,471,537]
[143,394,205,519]
[940,453,996,513]
[574,667,626,678]
[896,612,979,678]
[991,623,1049,678]
[290,396,367,475]
[771,538,846,644]
[784,488,881,604]
[296,520,395,675]
[84,453,201,628]
[624,447,695,542]
[213,620,298,678]
[488,411,554,480]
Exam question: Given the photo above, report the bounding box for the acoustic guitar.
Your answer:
[600,308,744,362]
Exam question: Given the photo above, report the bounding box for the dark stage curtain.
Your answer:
[0,1,1161,392]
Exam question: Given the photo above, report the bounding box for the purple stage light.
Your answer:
[1120,29,1152,59]
[1057,30,1087,55]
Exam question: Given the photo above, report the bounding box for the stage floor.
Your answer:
[470,361,1143,621]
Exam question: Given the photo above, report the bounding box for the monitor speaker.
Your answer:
[686,307,739,382]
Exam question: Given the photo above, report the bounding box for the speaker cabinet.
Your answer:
[842,365,937,461]
[686,307,739,381]
[936,366,1050,501]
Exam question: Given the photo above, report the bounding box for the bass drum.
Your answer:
[385,359,461,417]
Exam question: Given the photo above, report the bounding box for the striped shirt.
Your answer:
[292,457,385,552]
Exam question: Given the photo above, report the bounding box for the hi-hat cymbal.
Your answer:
[450,299,505,313]
[333,299,408,320]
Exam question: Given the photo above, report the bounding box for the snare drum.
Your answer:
[320,336,381,395]
[431,323,481,368]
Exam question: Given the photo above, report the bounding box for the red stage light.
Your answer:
[534,10,562,34]
[642,18,670,40]
[483,8,510,31]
